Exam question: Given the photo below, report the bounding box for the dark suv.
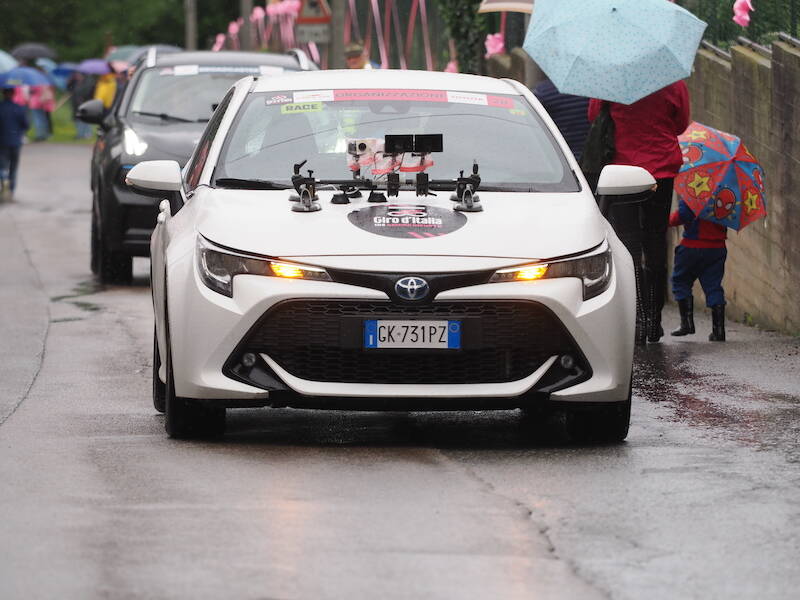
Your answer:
[78,50,315,283]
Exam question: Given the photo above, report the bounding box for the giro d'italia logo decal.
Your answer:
[348,204,467,239]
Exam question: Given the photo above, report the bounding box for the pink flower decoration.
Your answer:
[228,21,240,35]
[212,33,226,51]
[251,6,265,21]
[444,60,458,73]
[733,0,754,27]
[484,32,505,58]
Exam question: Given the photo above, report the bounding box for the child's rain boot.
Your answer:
[709,305,726,342]
[671,297,695,336]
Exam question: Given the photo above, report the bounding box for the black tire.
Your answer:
[90,208,100,275]
[153,328,166,413]
[93,190,132,284]
[98,241,133,284]
[564,382,632,444]
[164,309,225,439]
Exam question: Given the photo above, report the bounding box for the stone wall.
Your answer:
[490,42,800,334]
[687,42,800,334]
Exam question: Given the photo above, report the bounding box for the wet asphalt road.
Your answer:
[1,144,799,600]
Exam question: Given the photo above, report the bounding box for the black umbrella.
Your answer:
[11,43,57,61]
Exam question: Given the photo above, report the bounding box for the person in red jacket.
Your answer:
[588,80,690,344]
[668,198,727,341]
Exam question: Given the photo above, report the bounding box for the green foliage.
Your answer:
[433,0,490,74]
[0,0,238,61]
[678,0,799,46]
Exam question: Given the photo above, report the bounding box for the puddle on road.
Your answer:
[634,345,800,462]
[51,279,106,315]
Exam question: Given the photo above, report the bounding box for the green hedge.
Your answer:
[679,0,799,47]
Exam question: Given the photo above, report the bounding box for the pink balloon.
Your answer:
[228,21,240,35]
[733,0,754,27]
[484,32,505,58]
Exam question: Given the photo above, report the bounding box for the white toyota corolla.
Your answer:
[127,70,654,440]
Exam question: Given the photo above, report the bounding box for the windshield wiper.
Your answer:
[131,110,194,123]
[214,177,291,190]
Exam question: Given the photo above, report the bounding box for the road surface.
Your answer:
[1,144,798,599]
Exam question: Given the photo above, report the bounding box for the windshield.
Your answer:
[128,66,283,122]
[213,89,578,192]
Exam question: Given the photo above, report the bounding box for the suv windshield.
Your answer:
[128,66,282,123]
[214,89,579,192]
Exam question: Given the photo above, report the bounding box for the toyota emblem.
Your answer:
[395,276,429,301]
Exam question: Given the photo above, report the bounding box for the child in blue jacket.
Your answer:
[669,197,728,341]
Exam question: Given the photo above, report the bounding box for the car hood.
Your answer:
[129,120,206,162]
[195,189,606,263]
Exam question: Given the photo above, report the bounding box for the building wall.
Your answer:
[687,42,800,334]
[490,42,800,334]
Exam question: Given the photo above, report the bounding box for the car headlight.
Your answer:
[123,128,148,156]
[196,236,331,297]
[489,243,612,300]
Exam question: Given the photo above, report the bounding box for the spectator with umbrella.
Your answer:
[78,60,116,111]
[669,122,768,342]
[0,75,30,199]
[523,0,705,344]
[2,65,54,140]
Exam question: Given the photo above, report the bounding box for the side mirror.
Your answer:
[126,160,183,196]
[126,160,185,214]
[596,165,656,196]
[595,165,656,217]
[76,99,106,125]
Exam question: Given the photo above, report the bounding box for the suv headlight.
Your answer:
[489,242,612,300]
[123,128,148,156]
[196,236,331,297]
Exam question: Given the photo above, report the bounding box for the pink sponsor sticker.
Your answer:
[333,89,448,103]
[487,95,515,109]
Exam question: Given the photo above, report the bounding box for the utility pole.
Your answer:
[330,0,346,69]
[241,0,254,50]
[184,0,197,50]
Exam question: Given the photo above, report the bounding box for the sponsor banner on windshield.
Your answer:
[294,89,335,103]
[285,89,517,108]
[160,65,284,77]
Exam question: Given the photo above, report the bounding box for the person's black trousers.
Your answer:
[607,177,673,342]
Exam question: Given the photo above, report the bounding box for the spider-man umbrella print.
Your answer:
[675,122,767,231]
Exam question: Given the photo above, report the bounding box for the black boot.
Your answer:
[709,305,726,342]
[646,284,664,343]
[671,297,695,336]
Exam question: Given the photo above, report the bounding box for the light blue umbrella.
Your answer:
[0,50,18,73]
[523,0,706,105]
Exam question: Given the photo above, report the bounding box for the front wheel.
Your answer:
[164,313,225,439]
[564,380,632,444]
[152,328,166,413]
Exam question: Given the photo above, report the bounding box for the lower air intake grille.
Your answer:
[240,300,577,384]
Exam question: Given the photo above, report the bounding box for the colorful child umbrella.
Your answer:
[675,122,767,231]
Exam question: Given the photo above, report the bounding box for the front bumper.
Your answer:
[165,248,635,408]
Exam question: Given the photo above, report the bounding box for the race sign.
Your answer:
[296,0,331,24]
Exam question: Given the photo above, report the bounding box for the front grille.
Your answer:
[238,300,579,385]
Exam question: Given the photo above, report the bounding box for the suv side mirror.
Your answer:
[76,99,106,125]
[595,165,656,217]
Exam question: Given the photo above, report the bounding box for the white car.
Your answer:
[128,70,654,441]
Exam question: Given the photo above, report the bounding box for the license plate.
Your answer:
[363,320,461,349]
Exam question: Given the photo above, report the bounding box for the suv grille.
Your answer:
[238,300,579,385]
